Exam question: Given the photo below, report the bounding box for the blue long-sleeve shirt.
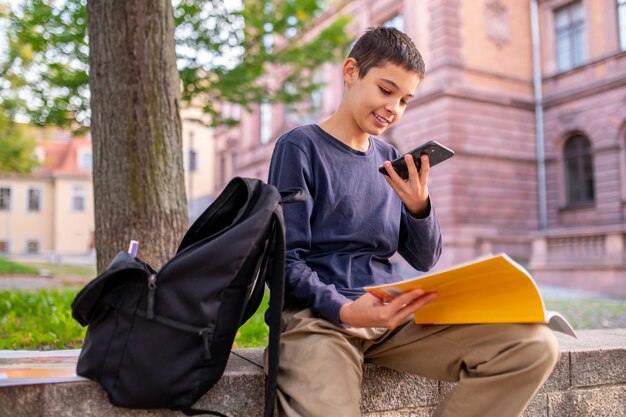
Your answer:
[268,125,442,326]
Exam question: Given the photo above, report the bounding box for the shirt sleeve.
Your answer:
[268,139,352,325]
[398,201,443,272]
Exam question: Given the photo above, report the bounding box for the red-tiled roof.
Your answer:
[29,126,92,178]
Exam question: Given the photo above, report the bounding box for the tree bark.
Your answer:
[87,0,188,272]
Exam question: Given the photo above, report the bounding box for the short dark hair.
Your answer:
[348,26,425,79]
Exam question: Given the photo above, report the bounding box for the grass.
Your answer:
[26,262,96,279]
[234,294,271,348]
[0,289,86,350]
[0,257,40,275]
[545,299,626,330]
[0,289,269,350]
[1,289,624,351]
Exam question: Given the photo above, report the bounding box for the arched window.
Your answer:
[564,134,594,205]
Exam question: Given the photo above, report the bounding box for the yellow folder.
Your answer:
[365,253,576,337]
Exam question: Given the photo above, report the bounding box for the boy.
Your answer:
[267,27,558,417]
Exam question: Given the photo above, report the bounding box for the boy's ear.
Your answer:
[343,58,359,84]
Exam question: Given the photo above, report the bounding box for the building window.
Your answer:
[0,241,8,254]
[382,14,404,31]
[260,101,272,144]
[26,239,39,254]
[555,1,586,72]
[617,0,626,51]
[232,153,239,173]
[220,156,227,186]
[33,147,45,163]
[189,149,197,173]
[220,103,241,124]
[310,67,324,115]
[0,187,11,211]
[231,104,241,121]
[78,149,93,170]
[564,134,594,205]
[71,185,86,212]
[27,187,41,212]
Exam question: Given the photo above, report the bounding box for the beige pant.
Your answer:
[266,308,559,417]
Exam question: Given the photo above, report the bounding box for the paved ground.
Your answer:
[539,284,625,301]
[0,275,88,291]
[1,274,625,329]
[2,274,621,297]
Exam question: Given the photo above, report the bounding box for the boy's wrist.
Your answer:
[406,198,431,218]
[338,302,352,325]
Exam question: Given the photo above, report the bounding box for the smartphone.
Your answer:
[379,140,454,181]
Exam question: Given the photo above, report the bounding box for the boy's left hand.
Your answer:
[382,153,430,218]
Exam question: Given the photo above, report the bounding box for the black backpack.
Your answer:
[71,177,304,417]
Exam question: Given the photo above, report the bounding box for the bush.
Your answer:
[0,289,269,350]
[0,289,85,350]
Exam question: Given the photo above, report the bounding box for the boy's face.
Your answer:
[345,60,421,136]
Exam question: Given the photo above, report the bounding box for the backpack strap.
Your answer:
[181,409,228,417]
[241,187,304,324]
[262,187,305,416]
[183,185,297,417]
[280,188,307,204]
[240,235,272,326]
[263,207,286,417]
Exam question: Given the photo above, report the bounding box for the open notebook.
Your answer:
[365,253,577,338]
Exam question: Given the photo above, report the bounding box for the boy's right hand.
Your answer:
[338,289,437,329]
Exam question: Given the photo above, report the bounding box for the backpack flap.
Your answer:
[154,178,277,327]
[71,251,153,326]
[177,177,252,254]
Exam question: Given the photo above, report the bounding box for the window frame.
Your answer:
[260,101,272,145]
[25,239,40,255]
[382,14,405,32]
[563,134,595,206]
[188,148,198,173]
[554,1,587,72]
[0,186,12,211]
[71,185,87,212]
[78,148,93,170]
[26,186,42,212]
[618,0,626,51]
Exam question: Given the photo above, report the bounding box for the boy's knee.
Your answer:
[521,324,560,371]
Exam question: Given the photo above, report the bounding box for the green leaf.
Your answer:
[0,0,350,130]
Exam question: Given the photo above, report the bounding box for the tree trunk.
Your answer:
[87,0,188,272]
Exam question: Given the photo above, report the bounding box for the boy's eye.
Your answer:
[379,87,391,95]
[400,99,408,106]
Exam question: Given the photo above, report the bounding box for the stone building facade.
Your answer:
[214,0,626,296]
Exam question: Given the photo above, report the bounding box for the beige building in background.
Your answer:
[0,108,215,261]
[181,107,217,222]
[0,128,94,258]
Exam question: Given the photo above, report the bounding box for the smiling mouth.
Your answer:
[373,113,390,125]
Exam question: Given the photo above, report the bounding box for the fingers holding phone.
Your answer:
[383,153,431,217]
[379,140,454,180]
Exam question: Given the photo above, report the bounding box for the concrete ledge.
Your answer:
[1,329,624,417]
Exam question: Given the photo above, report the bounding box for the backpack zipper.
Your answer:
[143,274,215,360]
[146,274,157,319]
[137,307,216,361]
[199,326,214,360]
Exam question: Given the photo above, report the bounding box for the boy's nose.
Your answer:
[385,101,400,116]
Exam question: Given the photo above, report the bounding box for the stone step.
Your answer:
[1,329,624,417]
